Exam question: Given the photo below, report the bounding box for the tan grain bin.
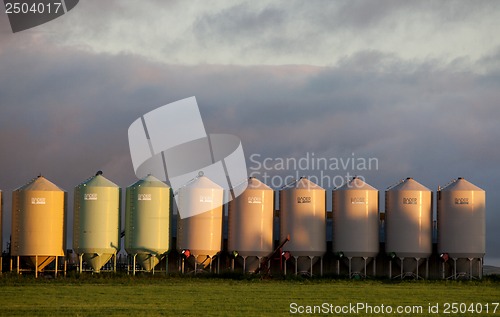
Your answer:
[438,177,485,258]
[385,177,432,258]
[11,176,66,271]
[228,177,274,257]
[177,176,223,265]
[125,174,171,271]
[280,177,326,258]
[73,172,121,272]
[333,177,379,258]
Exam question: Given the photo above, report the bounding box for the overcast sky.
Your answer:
[0,1,499,265]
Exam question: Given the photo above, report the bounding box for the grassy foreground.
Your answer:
[0,274,499,316]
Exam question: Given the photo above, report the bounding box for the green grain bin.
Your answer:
[125,175,171,272]
[73,171,121,273]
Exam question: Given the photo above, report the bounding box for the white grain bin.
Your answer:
[176,176,223,271]
[385,177,432,278]
[125,174,171,273]
[73,171,121,273]
[437,177,485,279]
[11,176,66,276]
[333,177,379,276]
[280,177,326,275]
[228,177,274,272]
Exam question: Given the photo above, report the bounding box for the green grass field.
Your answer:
[0,274,499,316]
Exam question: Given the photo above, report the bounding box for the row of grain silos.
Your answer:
[2,173,485,279]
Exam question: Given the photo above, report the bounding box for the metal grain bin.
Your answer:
[11,176,66,273]
[280,177,326,274]
[176,176,223,269]
[125,174,171,272]
[73,171,121,272]
[228,177,274,272]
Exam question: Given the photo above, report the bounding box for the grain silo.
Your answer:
[438,177,485,279]
[228,177,274,273]
[11,176,66,277]
[176,176,223,273]
[125,174,171,274]
[280,177,326,276]
[73,171,121,273]
[333,177,379,277]
[385,177,432,279]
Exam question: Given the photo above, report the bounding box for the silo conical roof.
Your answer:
[184,175,223,189]
[128,174,170,188]
[440,177,484,192]
[247,177,272,190]
[78,172,119,188]
[336,177,377,191]
[387,177,430,192]
[287,177,324,190]
[15,176,65,192]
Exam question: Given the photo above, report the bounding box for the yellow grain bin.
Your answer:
[73,172,121,272]
[11,176,66,272]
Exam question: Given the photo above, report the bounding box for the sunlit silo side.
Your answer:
[385,177,432,258]
[73,171,121,273]
[11,176,66,274]
[437,177,485,279]
[125,174,171,272]
[177,176,223,270]
[280,177,326,274]
[333,177,379,276]
[228,177,274,272]
[385,177,432,278]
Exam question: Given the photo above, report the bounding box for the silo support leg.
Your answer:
[133,254,136,276]
[55,256,58,278]
[425,258,429,279]
[35,256,38,278]
[453,258,457,280]
[363,257,367,278]
[389,260,392,279]
[64,257,67,277]
[294,256,298,276]
[373,258,376,277]
[469,258,473,280]
[79,254,83,274]
[320,256,323,277]
[309,256,313,276]
[400,258,403,280]
[17,256,20,275]
[336,260,340,276]
[348,257,352,278]
[416,258,419,280]
[113,254,117,273]
[10,257,12,272]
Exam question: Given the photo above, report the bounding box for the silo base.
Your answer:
[179,254,219,274]
[11,255,66,278]
[389,257,429,279]
[336,257,376,278]
[79,253,117,273]
[232,256,263,273]
[442,258,483,280]
[283,256,323,276]
[128,253,167,275]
